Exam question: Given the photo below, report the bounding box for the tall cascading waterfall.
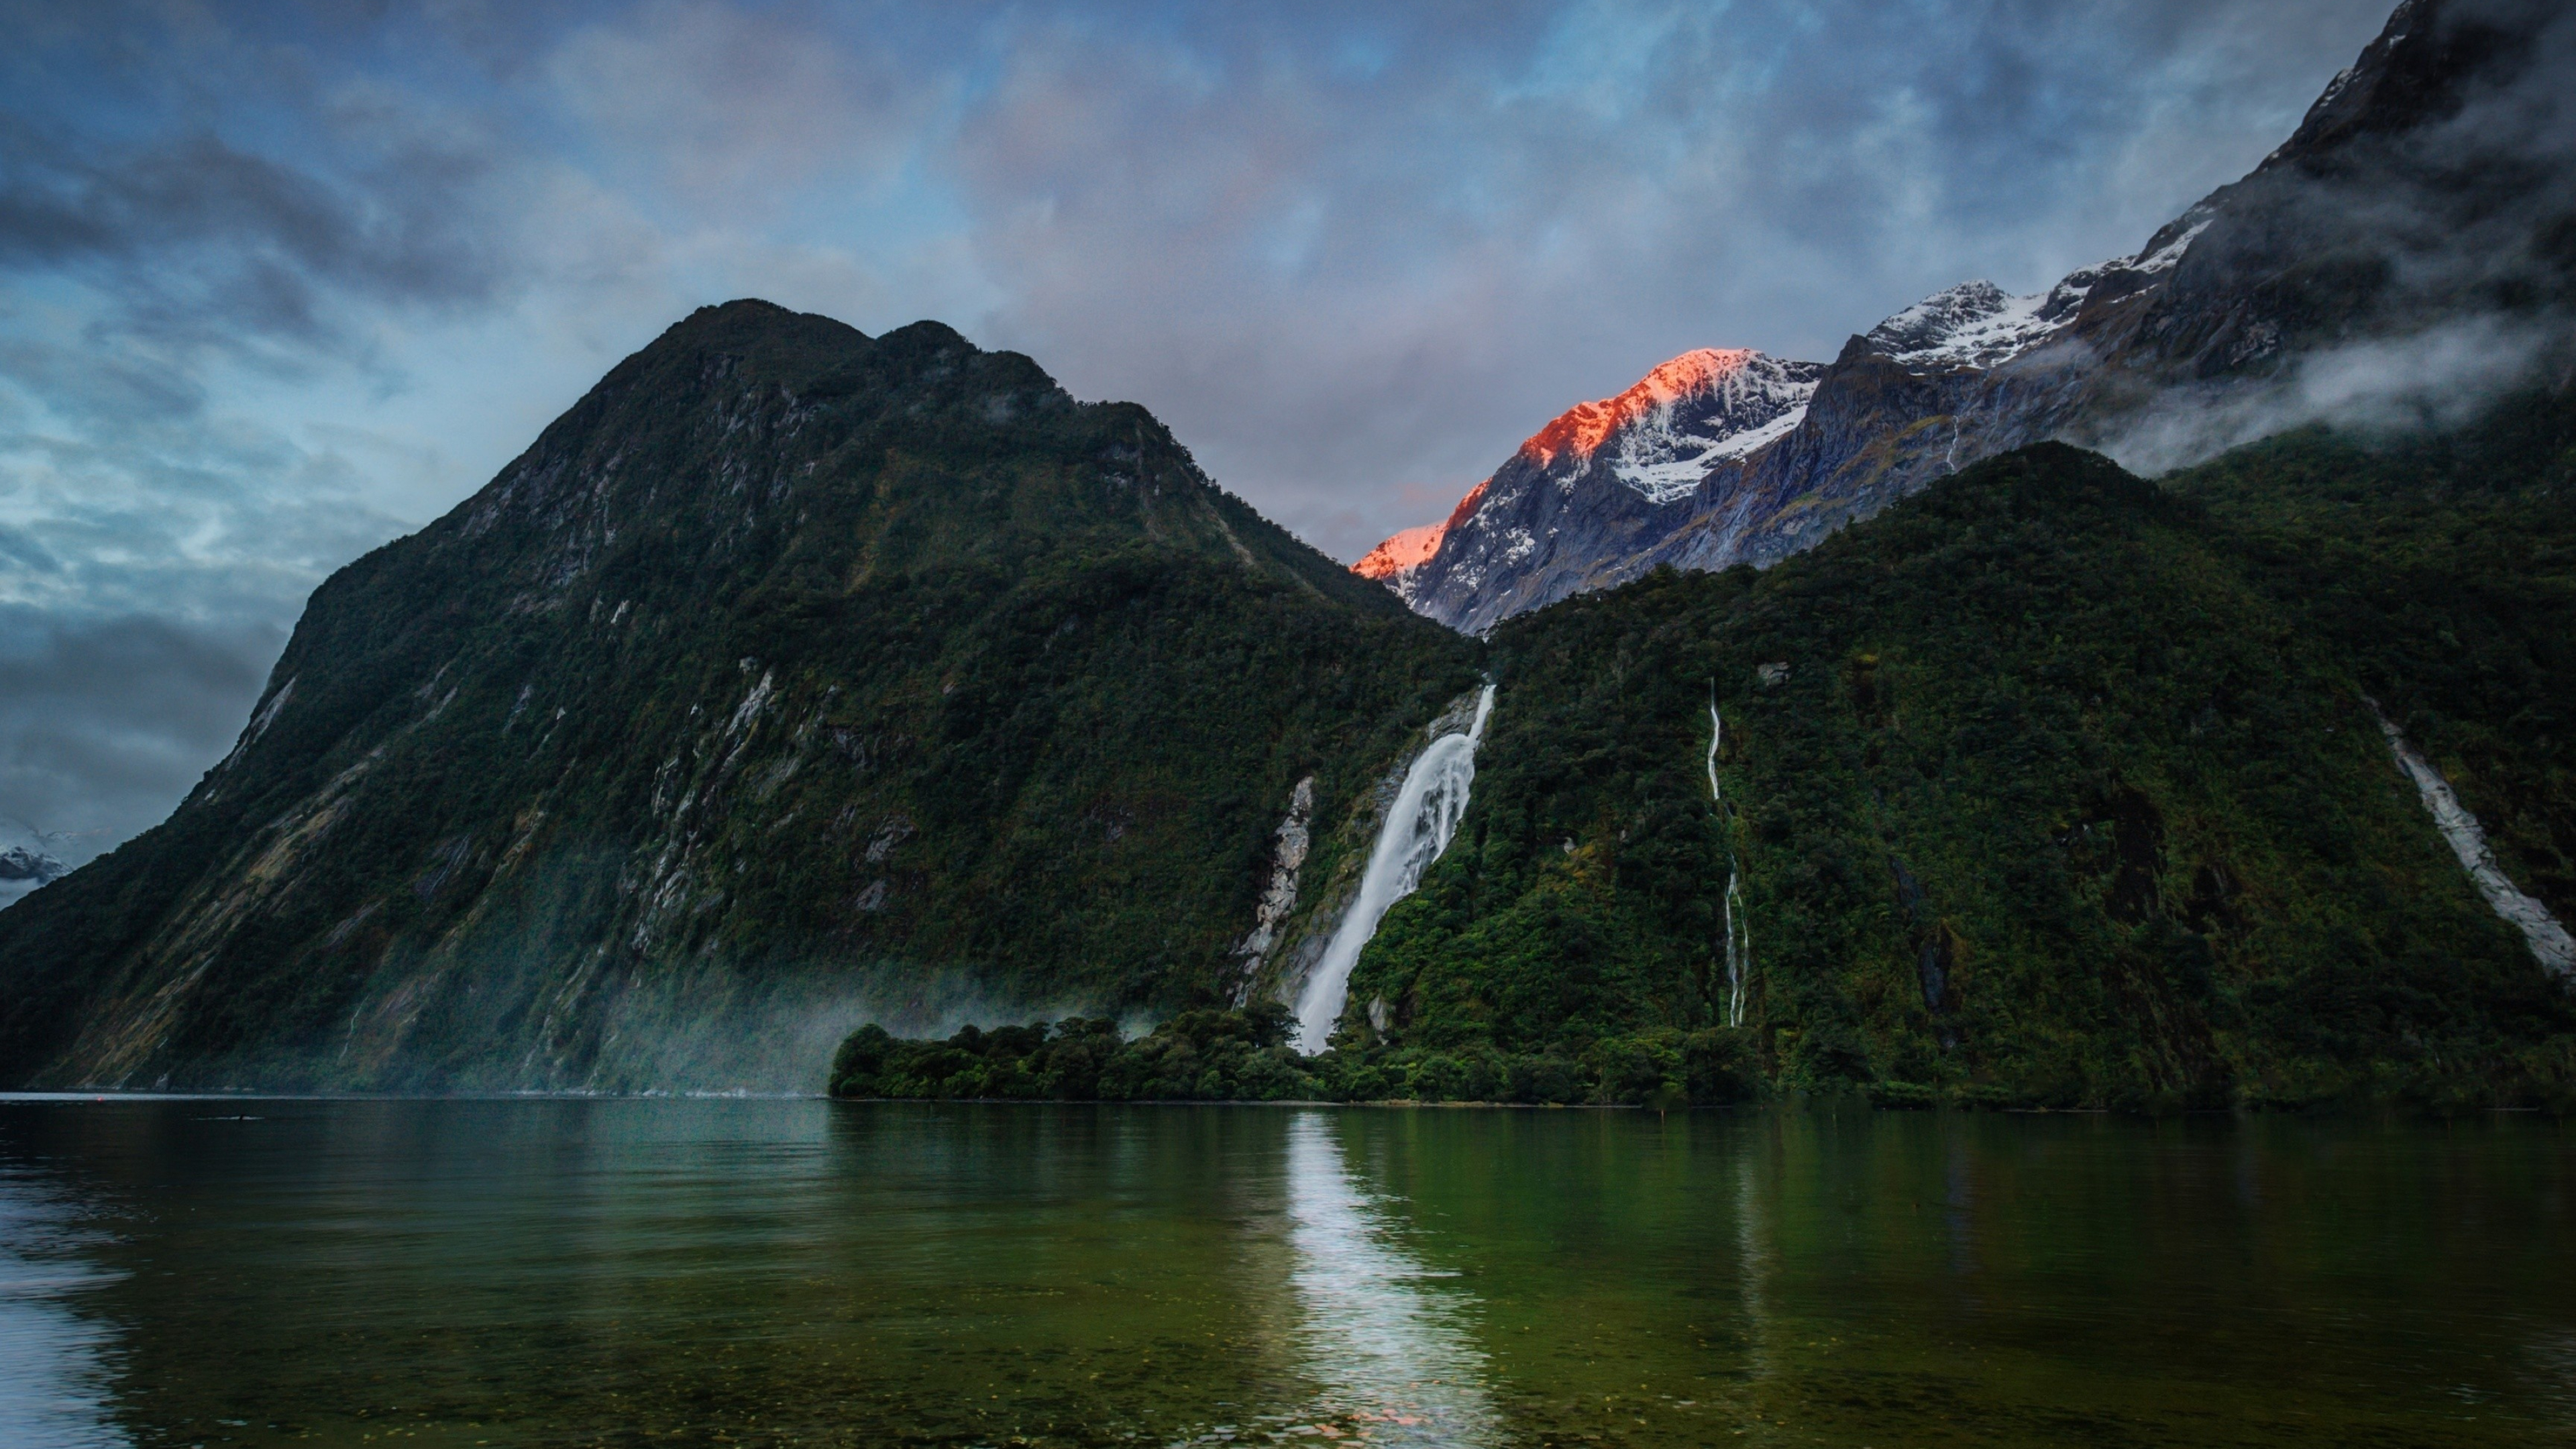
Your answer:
[1708,696,1750,1028]
[1293,685,1497,1054]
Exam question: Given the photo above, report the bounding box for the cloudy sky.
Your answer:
[1,0,2398,861]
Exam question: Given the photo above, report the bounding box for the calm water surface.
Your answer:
[0,1098,2567,1447]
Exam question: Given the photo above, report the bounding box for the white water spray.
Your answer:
[1293,686,1497,1053]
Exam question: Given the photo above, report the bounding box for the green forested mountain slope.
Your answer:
[10,293,2567,1110]
[0,301,1479,1091]
[1326,422,2576,1110]
[2171,396,2576,930]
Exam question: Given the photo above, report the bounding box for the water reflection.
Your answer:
[1733,1136,1772,1388]
[0,1102,2565,1446]
[0,1167,122,1448]
[1280,1113,1495,1445]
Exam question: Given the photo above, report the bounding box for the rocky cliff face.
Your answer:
[1369,0,2574,633]
[0,301,1478,1092]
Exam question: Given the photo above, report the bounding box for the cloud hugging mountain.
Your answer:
[1367,0,2576,633]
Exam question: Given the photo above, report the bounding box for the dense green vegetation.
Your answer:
[839,400,2576,1112]
[2171,397,2576,926]
[1340,423,2576,1111]
[827,1004,1758,1106]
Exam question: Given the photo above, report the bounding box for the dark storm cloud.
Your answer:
[0,116,506,354]
[0,607,279,861]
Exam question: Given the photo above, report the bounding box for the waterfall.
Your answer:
[1292,686,1496,1053]
[1709,696,1750,1028]
[2373,704,2576,976]
[1724,873,1749,1028]
[1705,698,1721,800]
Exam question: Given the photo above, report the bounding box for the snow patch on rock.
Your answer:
[0,822,71,910]
[1602,352,1822,504]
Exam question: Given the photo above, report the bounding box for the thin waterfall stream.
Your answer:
[1292,685,1497,1053]
[1709,696,1750,1028]
[2372,701,2576,975]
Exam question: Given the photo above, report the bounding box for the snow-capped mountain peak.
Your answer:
[1860,223,2218,376]
[1517,347,1819,482]
[1351,522,1444,580]
[0,824,70,910]
[1506,347,1824,504]
[1351,480,1488,606]
[1864,276,2092,370]
[0,845,62,881]
[1519,348,1748,469]
[1348,345,1825,625]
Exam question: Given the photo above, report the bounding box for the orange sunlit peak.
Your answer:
[1352,479,1489,580]
[1518,348,1760,468]
[1352,521,1446,579]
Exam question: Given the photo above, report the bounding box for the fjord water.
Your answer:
[0,1101,2569,1447]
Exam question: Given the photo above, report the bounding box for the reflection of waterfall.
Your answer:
[1707,698,1750,1028]
[1281,1114,1495,1446]
[1734,1128,1773,1388]
[0,1170,122,1448]
[1293,686,1497,1053]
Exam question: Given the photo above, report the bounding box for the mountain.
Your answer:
[0,301,1478,1092]
[1393,350,1822,632]
[1368,0,2576,633]
[832,396,2576,1110]
[1333,400,2576,1110]
[8,0,2565,1108]
[11,294,2567,1109]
